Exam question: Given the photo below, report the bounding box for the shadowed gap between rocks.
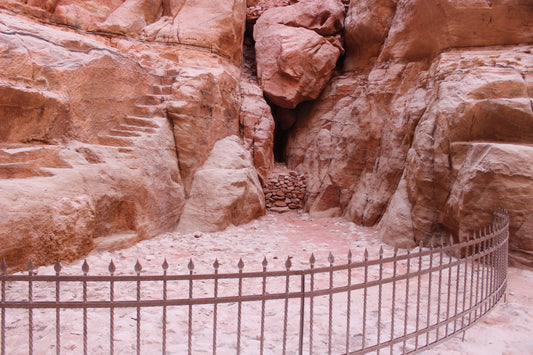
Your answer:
[272,108,289,163]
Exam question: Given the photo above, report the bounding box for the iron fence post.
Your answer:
[298,271,305,355]
[1,259,6,355]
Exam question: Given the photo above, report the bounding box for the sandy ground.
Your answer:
[2,211,532,354]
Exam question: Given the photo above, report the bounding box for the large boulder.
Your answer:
[253,0,345,108]
[166,65,242,194]
[177,136,265,233]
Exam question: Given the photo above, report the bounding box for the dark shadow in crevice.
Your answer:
[273,122,288,163]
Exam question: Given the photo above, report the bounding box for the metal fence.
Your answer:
[1,210,509,354]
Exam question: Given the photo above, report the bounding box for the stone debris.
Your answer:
[264,171,307,212]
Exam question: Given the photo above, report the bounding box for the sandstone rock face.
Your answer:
[166,64,242,194]
[343,0,396,69]
[287,66,427,223]
[1,0,533,270]
[379,0,533,62]
[0,10,187,267]
[94,0,164,36]
[140,0,247,63]
[395,47,533,266]
[378,176,416,249]
[444,143,533,263]
[285,0,533,266]
[254,0,345,108]
[1,0,124,28]
[177,136,265,233]
[1,0,246,64]
[0,1,254,270]
[239,73,275,184]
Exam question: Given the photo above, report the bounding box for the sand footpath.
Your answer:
[3,212,532,354]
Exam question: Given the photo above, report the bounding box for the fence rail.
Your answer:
[1,209,509,354]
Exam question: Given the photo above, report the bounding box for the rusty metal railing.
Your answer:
[0,209,509,354]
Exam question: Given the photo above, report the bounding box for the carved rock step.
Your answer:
[0,146,71,178]
[0,162,53,179]
[133,103,165,117]
[159,76,175,86]
[124,116,160,128]
[0,146,52,163]
[97,135,135,147]
[137,94,162,105]
[109,129,142,137]
[152,85,173,95]
[137,94,172,106]
[118,124,157,134]
[165,68,180,76]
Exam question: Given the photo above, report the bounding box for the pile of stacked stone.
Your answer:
[264,171,307,211]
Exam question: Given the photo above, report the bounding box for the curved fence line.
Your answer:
[0,209,509,354]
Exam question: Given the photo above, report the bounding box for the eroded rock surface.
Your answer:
[239,72,275,184]
[253,0,345,108]
[285,0,533,266]
[1,0,533,269]
[0,0,255,269]
[1,0,246,63]
[177,136,265,233]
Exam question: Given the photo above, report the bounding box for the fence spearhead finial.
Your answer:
[162,259,169,271]
[54,259,62,274]
[379,246,384,258]
[348,250,353,263]
[393,247,398,256]
[309,253,316,267]
[364,248,369,261]
[328,252,335,265]
[82,260,89,274]
[188,259,194,271]
[285,256,292,270]
[108,260,116,274]
[213,259,220,270]
[27,259,34,272]
[1,258,7,274]
[134,260,142,274]
[262,257,268,269]
[238,258,244,271]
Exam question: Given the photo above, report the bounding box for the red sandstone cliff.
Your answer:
[0,0,532,269]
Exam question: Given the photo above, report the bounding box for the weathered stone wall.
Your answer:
[264,171,307,212]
